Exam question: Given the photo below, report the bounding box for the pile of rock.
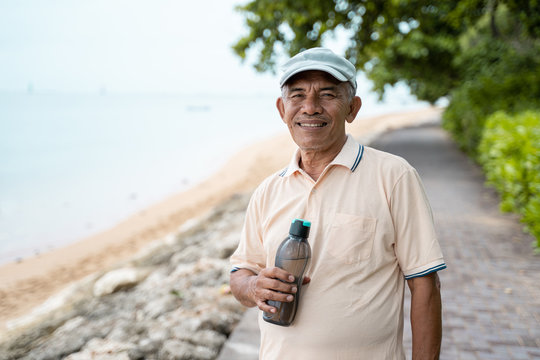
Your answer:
[1,193,251,360]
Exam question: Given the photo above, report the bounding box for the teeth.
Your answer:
[300,123,325,127]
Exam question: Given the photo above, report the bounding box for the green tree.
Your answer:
[233,0,539,104]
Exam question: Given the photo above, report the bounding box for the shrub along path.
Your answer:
[218,122,540,360]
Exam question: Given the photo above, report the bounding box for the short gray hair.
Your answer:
[343,82,356,102]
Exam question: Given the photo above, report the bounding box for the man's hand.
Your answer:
[230,268,311,313]
[407,272,442,360]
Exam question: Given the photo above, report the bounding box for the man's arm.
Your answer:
[230,267,300,314]
[407,272,442,360]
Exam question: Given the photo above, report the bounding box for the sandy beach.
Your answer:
[0,106,443,334]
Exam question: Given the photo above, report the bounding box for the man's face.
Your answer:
[276,71,361,156]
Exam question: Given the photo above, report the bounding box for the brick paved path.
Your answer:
[218,123,540,360]
[375,123,540,360]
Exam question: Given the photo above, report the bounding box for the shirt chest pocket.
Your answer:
[327,213,377,264]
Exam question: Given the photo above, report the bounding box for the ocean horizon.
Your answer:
[0,90,429,264]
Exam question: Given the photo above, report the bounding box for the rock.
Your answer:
[199,310,241,336]
[143,295,179,320]
[171,262,199,279]
[106,319,138,342]
[214,233,241,259]
[190,329,227,351]
[2,193,251,359]
[18,316,109,359]
[93,267,151,297]
[65,338,135,360]
[136,267,169,292]
[170,244,206,265]
[146,323,171,345]
[127,347,146,360]
[169,317,201,339]
[159,339,216,360]
[135,337,160,356]
[169,320,227,351]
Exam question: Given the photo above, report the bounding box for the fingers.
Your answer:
[256,295,293,314]
[261,267,295,283]
[257,268,298,296]
[250,267,298,312]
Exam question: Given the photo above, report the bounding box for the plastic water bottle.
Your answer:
[263,218,311,326]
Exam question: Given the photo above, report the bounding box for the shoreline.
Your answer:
[0,106,443,334]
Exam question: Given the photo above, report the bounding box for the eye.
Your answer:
[321,93,336,98]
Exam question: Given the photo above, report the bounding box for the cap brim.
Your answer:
[279,64,348,87]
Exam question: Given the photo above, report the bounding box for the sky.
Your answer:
[0,0,429,103]
[0,0,286,94]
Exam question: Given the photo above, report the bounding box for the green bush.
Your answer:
[478,110,540,249]
[442,39,540,157]
[441,4,540,157]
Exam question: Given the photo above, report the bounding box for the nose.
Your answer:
[302,93,322,115]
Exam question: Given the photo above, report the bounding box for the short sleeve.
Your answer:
[230,186,267,275]
[390,168,446,279]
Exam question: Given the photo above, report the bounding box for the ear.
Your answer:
[276,97,286,122]
[346,96,362,124]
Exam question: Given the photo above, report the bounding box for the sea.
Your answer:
[0,90,428,264]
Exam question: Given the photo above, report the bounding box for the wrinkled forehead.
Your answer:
[283,70,343,89]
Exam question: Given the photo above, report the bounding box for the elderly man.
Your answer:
[230,48,446,359]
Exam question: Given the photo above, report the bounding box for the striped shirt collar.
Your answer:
[280,135,365,177]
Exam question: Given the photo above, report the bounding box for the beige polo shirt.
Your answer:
[231,135,446,360]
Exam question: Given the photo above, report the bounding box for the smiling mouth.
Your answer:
[298,122,327,128]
